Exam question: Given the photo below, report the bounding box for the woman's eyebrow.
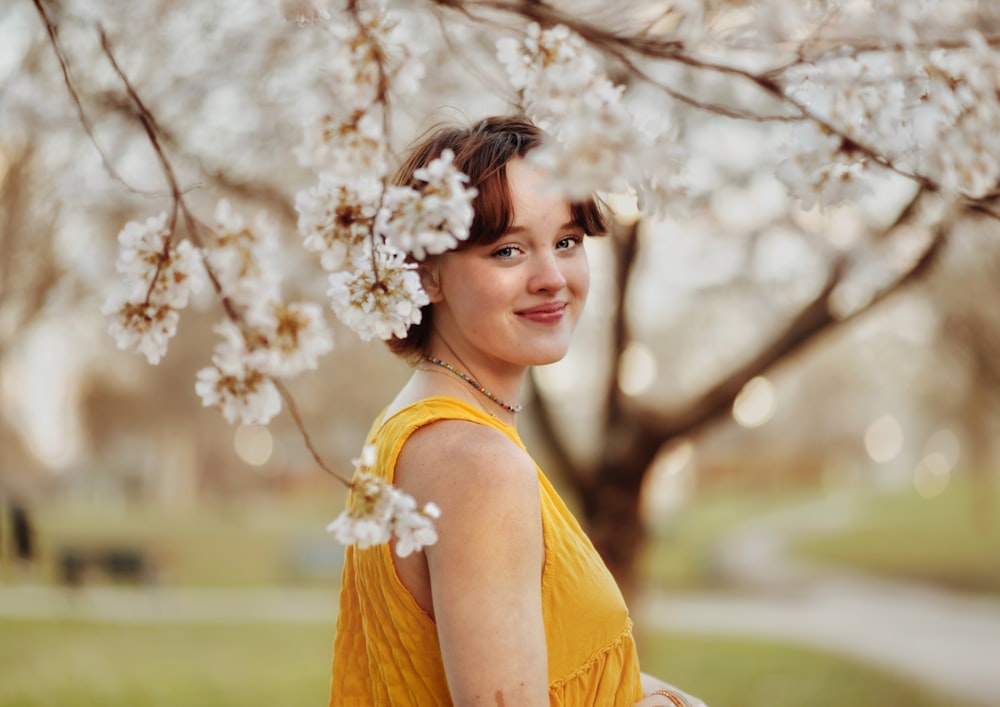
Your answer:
[505,220,580,234]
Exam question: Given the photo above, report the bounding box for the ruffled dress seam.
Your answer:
[548,617,635,690]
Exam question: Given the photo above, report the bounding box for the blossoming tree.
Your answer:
[15,0,1000,585]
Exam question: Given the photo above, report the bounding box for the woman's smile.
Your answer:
[515,301,568,324]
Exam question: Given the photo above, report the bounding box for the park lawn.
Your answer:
[792,479,1000,595]
[0,620,973,707]
[0,620,333,707]
[640,632,969,707]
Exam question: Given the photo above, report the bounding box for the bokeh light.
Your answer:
[864,414,903,463]
[913,452,952,498]
[642,439,695,518]
[233,425,274,467]
[924,428,961,467]
[732,376,776,428]
[618,342,658,397]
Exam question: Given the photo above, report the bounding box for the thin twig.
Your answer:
[275,381,353,487]
[31,0,152,195]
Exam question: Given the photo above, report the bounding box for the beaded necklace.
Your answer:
[422,355,523,414]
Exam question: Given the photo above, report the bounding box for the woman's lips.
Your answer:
[516,302,567,324]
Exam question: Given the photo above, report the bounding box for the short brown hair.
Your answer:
[386,115,607,360]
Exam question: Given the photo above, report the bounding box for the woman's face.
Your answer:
[426,159,591,369]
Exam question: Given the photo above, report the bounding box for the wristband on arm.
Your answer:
[650,689,690,706]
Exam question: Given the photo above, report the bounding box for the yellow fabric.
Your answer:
[329,396,643,707]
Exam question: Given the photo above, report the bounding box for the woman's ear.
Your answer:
[418,259,443,303]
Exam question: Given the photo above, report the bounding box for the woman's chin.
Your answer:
[520,342,572,367]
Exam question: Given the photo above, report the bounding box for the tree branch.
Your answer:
[644,191,949,441]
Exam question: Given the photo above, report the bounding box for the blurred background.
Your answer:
[1,1,999,706]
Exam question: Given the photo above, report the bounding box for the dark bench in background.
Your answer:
[58,546,154,586]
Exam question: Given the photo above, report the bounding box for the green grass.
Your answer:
[0,620,333,707]
[792,479,1000,595]
[639,632,969,707]
[0,620,971,707]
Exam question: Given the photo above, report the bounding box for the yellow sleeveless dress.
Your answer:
[329,397,643,706]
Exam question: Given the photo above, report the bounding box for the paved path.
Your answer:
[636,493,1000,707]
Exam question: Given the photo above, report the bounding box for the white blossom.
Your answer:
[911,40,1000,198]
[392,496,440,558]
[296,108,389,177]
[195,321,283,425]
[204,199,282,311]
[497,23,683,212]
[326,445,439,556]
[497,23,605,121]
[323,1,424,111]
[114,212,203,309]
[296,172,382,271]
[279,0,330,25]
[104,211,204,363]
[102,284,181,365]
[775,123,872,210]
[115,212,171,276]
[378,149,478,260]
[326,241,429,340]
[779,37,1000,204]
[353,444,377,471]
[327,473,393,548]
[245,300,334,377]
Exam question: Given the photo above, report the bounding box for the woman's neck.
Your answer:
[419,348,526,422]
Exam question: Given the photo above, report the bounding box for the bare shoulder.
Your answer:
[395,420,542,567]
[395,420,541,539]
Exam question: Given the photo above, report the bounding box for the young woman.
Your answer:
[330,115,703,707]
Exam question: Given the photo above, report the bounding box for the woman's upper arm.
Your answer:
[397,421,548,707]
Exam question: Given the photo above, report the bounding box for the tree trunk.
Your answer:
[579,421,663,600]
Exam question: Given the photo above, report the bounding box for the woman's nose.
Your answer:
[529,252,567,292]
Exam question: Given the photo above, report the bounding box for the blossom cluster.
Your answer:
[293,0,476,341]
[198,201,334,424]
[778,30,1000,207]
[102,212,203,365]
[295,1,421,179]
[104,200,334,426]
[496,23,682,212]
[914,37,1000,199]
[296,146,474,340]
[326,446,440,557]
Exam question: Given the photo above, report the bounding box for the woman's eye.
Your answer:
[557,235,583,250]
[493,245,518,258]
